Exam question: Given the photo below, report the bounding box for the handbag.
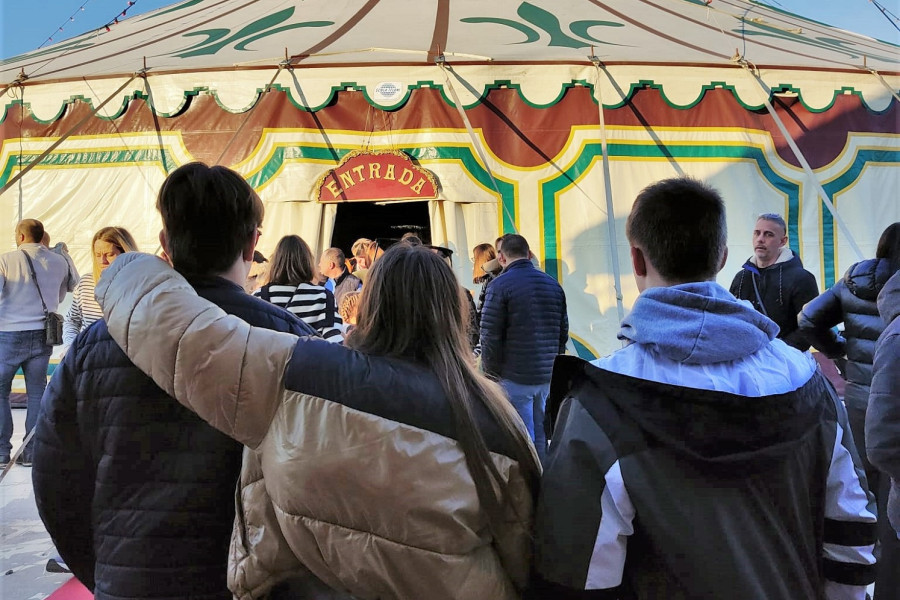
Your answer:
[21,250,65,345]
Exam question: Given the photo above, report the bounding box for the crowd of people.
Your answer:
[0,160,897,599]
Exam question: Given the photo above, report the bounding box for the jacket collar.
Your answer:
[502,258,533,273]
[334,269,351,286]
[749,247,794,269]
[186,275,244,293]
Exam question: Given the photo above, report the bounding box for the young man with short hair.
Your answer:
[730,212,819,350]
[32,163,316,599]
[534,178,876,599]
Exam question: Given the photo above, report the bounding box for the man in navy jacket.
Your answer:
[480,233,568,462]
[32,163,315,600]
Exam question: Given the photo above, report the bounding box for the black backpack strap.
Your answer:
[21,250,50,317]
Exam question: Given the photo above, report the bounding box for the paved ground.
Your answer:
[0,408,72,599]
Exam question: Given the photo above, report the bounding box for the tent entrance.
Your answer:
[330,201,431,255]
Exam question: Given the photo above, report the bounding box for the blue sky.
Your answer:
[1,0,898,60]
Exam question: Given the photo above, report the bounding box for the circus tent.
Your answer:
[1,0,898,357]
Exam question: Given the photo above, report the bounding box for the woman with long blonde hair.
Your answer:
[97,243,541,599]
[63,226,138,345]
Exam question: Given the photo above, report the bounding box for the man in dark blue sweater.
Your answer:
[32,163,316,600]
[480,233,568,463]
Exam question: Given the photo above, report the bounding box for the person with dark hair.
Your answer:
[868,271,900,540]
[95,243,540,599]
[256,235,344,343]
[63,226,139,345]
[32,163,316,600]
[729,212,820,350]
[0,219,72,467]
[480,233,568,463]
[534,177,876,599]
[318,247,361,305]
[800,221,900,598]
[401,232,423,246]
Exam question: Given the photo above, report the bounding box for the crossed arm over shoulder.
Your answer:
[95,253,298,449]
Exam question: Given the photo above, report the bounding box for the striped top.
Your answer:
[64,274,103,344]
[255,282,344,343]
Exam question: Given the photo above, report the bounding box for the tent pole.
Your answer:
[591,58,626,325]
[436,58,517,234]
[17,87,25,223]
[142,75,172,174]
[738,61,865,263]
[863,67,900,104]
[0,74,139,197]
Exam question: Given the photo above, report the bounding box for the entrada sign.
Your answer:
[315,150,438,203]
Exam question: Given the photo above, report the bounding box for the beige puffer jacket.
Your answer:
[97,254,536,600]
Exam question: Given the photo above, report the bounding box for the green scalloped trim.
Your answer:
[3,78,895,126]
[140,86,204,117]
[0,97,68,125]
[432,78,585,110]
[271,81,343,113]
[766,83,890,114]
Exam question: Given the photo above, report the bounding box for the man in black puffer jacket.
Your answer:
[32,163,316,600]
[800,222,900,599]
[869,270,900,539]
[730,213,819,350]
[480,233,568,462]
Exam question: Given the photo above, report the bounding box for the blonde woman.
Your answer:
[63,227,138,345]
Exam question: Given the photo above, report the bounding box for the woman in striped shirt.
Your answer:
[63,227,138,345]
[254,235,344,343]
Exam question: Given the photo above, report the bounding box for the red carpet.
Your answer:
[47,578,93,599]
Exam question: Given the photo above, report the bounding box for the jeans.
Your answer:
[847,404,900,599]
[501,379,550,463]
[0,329,51,457]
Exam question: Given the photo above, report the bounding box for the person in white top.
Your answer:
[0,219,73,465]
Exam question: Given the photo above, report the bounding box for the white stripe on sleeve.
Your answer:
[585,460,635,590]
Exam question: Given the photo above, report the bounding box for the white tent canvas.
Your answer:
[2,0,898,358]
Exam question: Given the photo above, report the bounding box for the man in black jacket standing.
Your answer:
[730,213,819,350]
[32,163,316,600]
[480,233,568,463]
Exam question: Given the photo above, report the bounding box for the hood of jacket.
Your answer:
[845,257,895,302]
[618,282,779,364]
[745,247,800,271]
[878,270,900,324]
